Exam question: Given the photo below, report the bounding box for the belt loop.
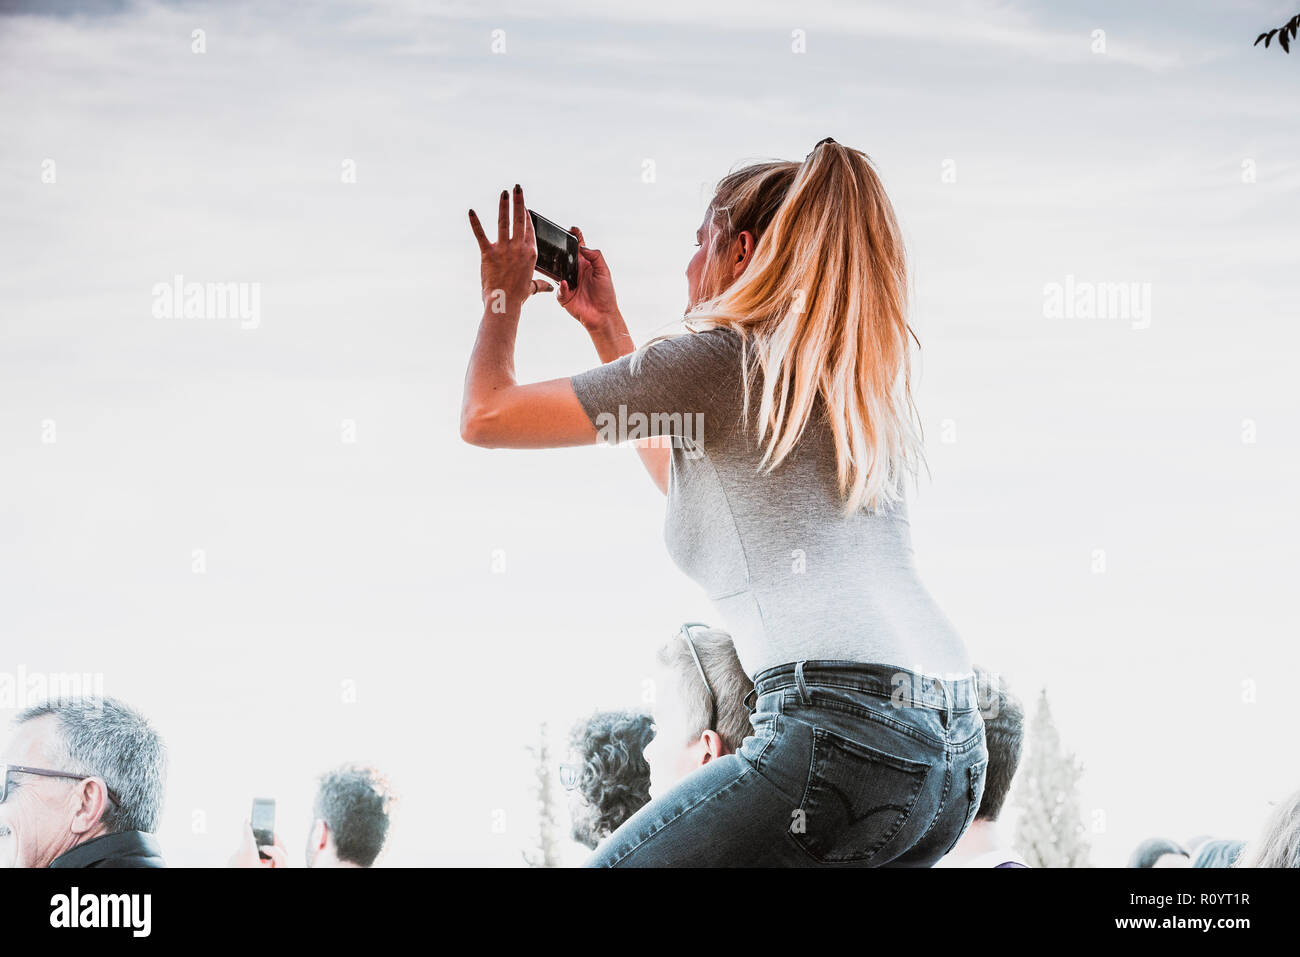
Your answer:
[743,686,758,713]
[942,680,953,730]
[795,660,811,706]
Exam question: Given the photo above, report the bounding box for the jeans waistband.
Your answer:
[751,660,980,712]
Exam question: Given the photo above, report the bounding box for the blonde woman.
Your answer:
[461,140,985,867]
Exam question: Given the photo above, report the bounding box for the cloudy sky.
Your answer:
[1,0,1297,867]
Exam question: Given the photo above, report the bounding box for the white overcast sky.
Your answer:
[1,0,1298,867]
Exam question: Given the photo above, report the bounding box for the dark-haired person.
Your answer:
[232,763,395,868]
[0,698,167,868]
[643,624,754,798]
[1127,837,1192,868]
[935,667,1028,868]
[564,711,654,850]
[461,140,984,866]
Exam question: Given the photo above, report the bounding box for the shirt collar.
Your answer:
[49,830,161,868]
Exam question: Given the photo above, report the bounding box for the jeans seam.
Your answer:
[790,695,948,750]
[915,753,953,850]
[942,761,986,857]
[756,678,976,711]
[751,712,780,773]
[760,680,896,704]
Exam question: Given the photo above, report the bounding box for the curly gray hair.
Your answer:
[567,710,654,850]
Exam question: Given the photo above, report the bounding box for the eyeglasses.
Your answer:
[558,763,581,791]
[678,622,717,734]
[0,764,121,807]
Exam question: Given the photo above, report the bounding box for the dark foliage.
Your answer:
[1255,14,1300,53]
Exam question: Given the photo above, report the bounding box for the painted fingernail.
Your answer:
[514,183,521,192]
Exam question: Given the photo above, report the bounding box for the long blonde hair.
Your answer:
[686,140,924,515]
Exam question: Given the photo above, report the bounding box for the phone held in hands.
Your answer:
[251,797,275,861]
[527,210,579,291]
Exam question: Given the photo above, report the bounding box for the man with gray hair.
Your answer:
[641,623,755,799]
[0,697,167,868]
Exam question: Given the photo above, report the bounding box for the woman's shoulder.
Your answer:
[642,324,745,366]
[619,325,747,410]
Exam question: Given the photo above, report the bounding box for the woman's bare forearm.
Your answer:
[460,188,612,450]
[588,312,636,364]
[461,303,522,428]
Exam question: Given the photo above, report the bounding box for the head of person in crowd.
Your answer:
[972,667,1024,826]
[564,710,655,850]
[1127,837,1192,868]
[936,666,1028,867]
[305,763,395,868]
[1194,838,1247,868]
[642,623,754,798]
[0,697,167,868]
[1236,787,1300,868]
[1184,833,1213,859]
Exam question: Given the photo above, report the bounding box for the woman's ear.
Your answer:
[731,230,756,278]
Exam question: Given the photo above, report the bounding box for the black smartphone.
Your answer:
[251,797,275,861]
[528,210,580,290]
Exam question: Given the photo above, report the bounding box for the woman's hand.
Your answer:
[556,226,623,334]
[468,185,553,315]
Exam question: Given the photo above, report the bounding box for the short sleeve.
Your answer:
[569,327,742,446]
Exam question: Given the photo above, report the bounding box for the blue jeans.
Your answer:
[586,660,987,867]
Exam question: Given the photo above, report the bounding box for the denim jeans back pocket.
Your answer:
[790,726,930,864]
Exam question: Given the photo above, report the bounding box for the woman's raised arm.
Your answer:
[460,187,670,492]
[460,185,595,449]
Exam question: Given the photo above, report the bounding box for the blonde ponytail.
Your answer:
[688,140,924,515]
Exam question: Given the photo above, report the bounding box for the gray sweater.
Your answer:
[570,326,971,679]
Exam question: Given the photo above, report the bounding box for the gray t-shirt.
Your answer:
[570,326,971,679]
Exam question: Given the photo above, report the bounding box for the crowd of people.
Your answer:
[562,623,1300,869]
[0,698,393,869]
[1,627,1296,867]
[4,142,1293,870]
[1128,805,1300,869]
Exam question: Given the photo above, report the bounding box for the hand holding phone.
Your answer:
[251,797,275,862]
[467,187,565,307]
[527,210,580,291]
[553,226,623,335]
